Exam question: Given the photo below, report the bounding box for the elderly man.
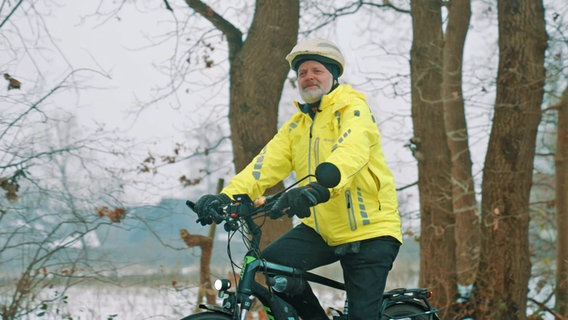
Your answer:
[195,38,402,320]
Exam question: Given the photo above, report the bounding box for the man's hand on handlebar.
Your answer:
[194,193,231,225]
[254,196,267,207]
[270,182,330,219]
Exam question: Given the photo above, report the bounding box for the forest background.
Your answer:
[1,0,567,319]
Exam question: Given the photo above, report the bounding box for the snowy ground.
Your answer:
[8,256,419,320]
[18,282,344,320]
[6,252,555,320]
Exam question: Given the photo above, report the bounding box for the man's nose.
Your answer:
[304,72,315,80]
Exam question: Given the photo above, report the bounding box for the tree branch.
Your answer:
[528,297,566,320]
[0,0,24,29]
[304,0,410,33]
[184,0,243,60]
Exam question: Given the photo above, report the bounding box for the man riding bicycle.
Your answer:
[195,38,402,320]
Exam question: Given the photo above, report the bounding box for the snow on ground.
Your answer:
[19,283,348,320]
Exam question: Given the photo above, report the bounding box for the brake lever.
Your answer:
[208,203,225,224]
[300,188,318,206]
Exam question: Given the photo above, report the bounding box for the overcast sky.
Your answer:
[2,1,498,207]
[8,1,564,208]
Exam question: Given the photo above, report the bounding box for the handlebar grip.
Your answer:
[185,200,213,226]
[186,200,196,212]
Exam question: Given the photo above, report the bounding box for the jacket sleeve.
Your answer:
[325,98,380,188]
[221,119,295,200]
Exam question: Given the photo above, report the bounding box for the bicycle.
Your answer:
[181,166,439,320]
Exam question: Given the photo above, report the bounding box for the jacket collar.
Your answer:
[295,84,351,114]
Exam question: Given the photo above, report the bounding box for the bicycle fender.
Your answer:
[383,301,440,320]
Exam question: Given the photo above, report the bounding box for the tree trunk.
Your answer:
[180,229,216,309]
[441,0,479,314]
[229,0,299,171]
[556,86,568,317]
[410,1,457,317]
[475,1,547,318]
[186,0,300,248]
[228,0,299,248]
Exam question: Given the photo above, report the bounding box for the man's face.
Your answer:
[297,60,333,104]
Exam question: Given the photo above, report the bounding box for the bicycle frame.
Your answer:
[198,249,346,319]
[197,193,348,319]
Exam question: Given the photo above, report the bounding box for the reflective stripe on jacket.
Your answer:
[222,84,402,246]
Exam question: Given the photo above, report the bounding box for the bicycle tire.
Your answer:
[179,312,232,320]
[381,303,431,320]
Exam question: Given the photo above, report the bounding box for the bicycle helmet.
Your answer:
[286,38,345,77]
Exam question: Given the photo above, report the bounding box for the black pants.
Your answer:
[261,223,401,320]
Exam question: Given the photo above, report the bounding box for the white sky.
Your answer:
[4,0,564,208]
[0,1,493,210]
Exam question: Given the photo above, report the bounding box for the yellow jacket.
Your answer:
[222,84,402,246]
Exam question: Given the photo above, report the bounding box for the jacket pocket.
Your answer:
[368,167,382,210]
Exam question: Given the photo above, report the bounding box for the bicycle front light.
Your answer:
[214,279,232,291]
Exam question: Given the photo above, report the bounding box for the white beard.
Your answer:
[300,87,324,103]
[300,82,332,103]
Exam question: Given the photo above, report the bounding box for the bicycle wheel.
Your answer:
[179,312,232,320]
[381,303,431,320]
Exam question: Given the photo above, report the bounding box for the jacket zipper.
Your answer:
[345,190,357,231]
[308,113,319,231]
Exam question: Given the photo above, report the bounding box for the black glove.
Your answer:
[270,182,330,219]
[194,193,231,225]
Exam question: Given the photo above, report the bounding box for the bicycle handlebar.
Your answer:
[186,162,341,239]
[186,192,280,228]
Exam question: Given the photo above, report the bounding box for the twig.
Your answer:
[528,297,565,320]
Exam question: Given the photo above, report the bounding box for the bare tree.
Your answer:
[0,99,129,319]
[555,86,568,317]
[441,1,480,315]
[179,0,299,248]
[409,1,457,317]
[475,0,547,318]
[1,3,140,317]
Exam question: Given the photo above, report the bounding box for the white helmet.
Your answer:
[286,38,345,76]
